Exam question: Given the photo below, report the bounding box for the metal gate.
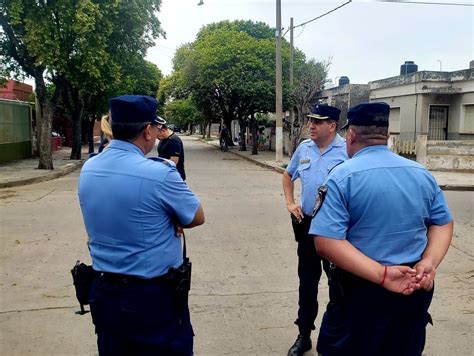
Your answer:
[428,105,448,140]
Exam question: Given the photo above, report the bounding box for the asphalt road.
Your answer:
[0,136,472,355]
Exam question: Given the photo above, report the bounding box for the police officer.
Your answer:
[78,95,205,355]
[310,102,453,356]
[282,104,348,356]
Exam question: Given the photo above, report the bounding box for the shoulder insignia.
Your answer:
[312,185,328,218]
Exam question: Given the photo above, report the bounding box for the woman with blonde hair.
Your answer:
[99,112,113,152]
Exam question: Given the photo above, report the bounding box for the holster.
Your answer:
[167,257,192,306]
[71,260,94,314]
[327,264,349,304]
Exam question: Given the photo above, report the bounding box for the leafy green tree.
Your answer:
[290,58,331,153]
[163,97,201,132]
[1,0,164,163]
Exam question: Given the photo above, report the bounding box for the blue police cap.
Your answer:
[109,95,163,124]
[307,104,341,121]
[342,102,390,129]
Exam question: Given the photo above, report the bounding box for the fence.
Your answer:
[388,135,417,155]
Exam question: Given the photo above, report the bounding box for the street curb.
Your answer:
[438,184,474,192]
[0,160,84,189]
[201,139,473,191]
[202,139,286,174]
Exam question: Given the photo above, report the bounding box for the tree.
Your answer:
[177,21,293,152]
[1,0,165,163]
[290,58,330,154]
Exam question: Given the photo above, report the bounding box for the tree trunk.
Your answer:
[70,114,82,159]
[239,118,247,151]
[250,113,258,155]
[34,78,54,170]
[207,121,211,139]
[223,117,235,146]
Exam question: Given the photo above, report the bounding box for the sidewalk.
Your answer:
[204,138,474,191]
[0,146,90,188]
[0,138,472,191]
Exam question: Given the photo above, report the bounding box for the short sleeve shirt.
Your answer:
[286,134,348,215]
[78,140,200,278]
[157,133,186,180]
[309,145,453,265]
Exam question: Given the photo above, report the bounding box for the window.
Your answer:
[460,104,474,134]
[389,107,400,133]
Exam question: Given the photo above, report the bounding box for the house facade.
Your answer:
[369,68,474,141]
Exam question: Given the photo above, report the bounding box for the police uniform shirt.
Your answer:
[78,140,200,278]
[309,145,453,265]
[286,134,347,216]
[157,132,186,180]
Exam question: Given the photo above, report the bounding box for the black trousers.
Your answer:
[89,274,193,356]
[317,267,434,356]
[292,215,330,336]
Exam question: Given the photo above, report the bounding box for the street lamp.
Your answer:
[437,60,442,71]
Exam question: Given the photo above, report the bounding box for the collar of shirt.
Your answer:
[107,139,145,157]
[306,133,345,153]
[353,144,388,158]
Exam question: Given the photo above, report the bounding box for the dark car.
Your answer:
[167,124,181,133]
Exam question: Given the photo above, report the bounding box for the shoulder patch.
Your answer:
[312,185,328,218]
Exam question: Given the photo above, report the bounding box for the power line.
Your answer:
[293,1,352,30]
[290,0,473,33]
[373,0,473,6]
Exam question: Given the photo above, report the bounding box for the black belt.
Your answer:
[95,270,169,285]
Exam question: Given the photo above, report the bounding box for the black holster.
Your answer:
[167,257,192,306]
[71,260,94,314]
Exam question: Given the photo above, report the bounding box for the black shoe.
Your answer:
[288,334,312,356]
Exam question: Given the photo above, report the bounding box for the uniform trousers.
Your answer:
[317,267,434,356]
[292,215,330,336]
[89,273,193,356]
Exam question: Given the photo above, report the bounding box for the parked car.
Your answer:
[167,124,181,133]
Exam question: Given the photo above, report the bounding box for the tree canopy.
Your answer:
[1,0,164,163]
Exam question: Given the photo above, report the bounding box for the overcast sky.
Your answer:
[147,0,473,86]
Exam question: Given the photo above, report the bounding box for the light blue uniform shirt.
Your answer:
[78,140,200,278]
[286,134,348,215]
[310,145,453,265]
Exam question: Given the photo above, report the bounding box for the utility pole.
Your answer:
[289,17,294,132]
[275,0,283,162]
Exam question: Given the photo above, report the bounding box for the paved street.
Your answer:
[0,136,473,355]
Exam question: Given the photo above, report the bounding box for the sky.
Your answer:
[147,0,473,86]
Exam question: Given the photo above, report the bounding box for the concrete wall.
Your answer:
[416,135,474,172]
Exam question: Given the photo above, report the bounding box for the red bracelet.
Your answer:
[380,266,387,286]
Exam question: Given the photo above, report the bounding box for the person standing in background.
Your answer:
[157,120,186,181]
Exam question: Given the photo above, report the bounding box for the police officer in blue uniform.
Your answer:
[310,102,453,356]
[282,104,348,356]
[78,95,205,355]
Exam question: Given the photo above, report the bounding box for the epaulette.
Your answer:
[148,157,176,168]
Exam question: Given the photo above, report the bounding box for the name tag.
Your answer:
[300,159,310,164]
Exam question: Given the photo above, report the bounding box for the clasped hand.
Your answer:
[383,259,436,295]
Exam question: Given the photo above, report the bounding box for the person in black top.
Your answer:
[157,120,186,180]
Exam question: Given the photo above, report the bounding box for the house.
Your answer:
[369,65,474,141]
[0,80,33,102]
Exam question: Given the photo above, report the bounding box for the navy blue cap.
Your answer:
[109,95,161,124]
[307,104,341,121]
[341,102,390,129]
